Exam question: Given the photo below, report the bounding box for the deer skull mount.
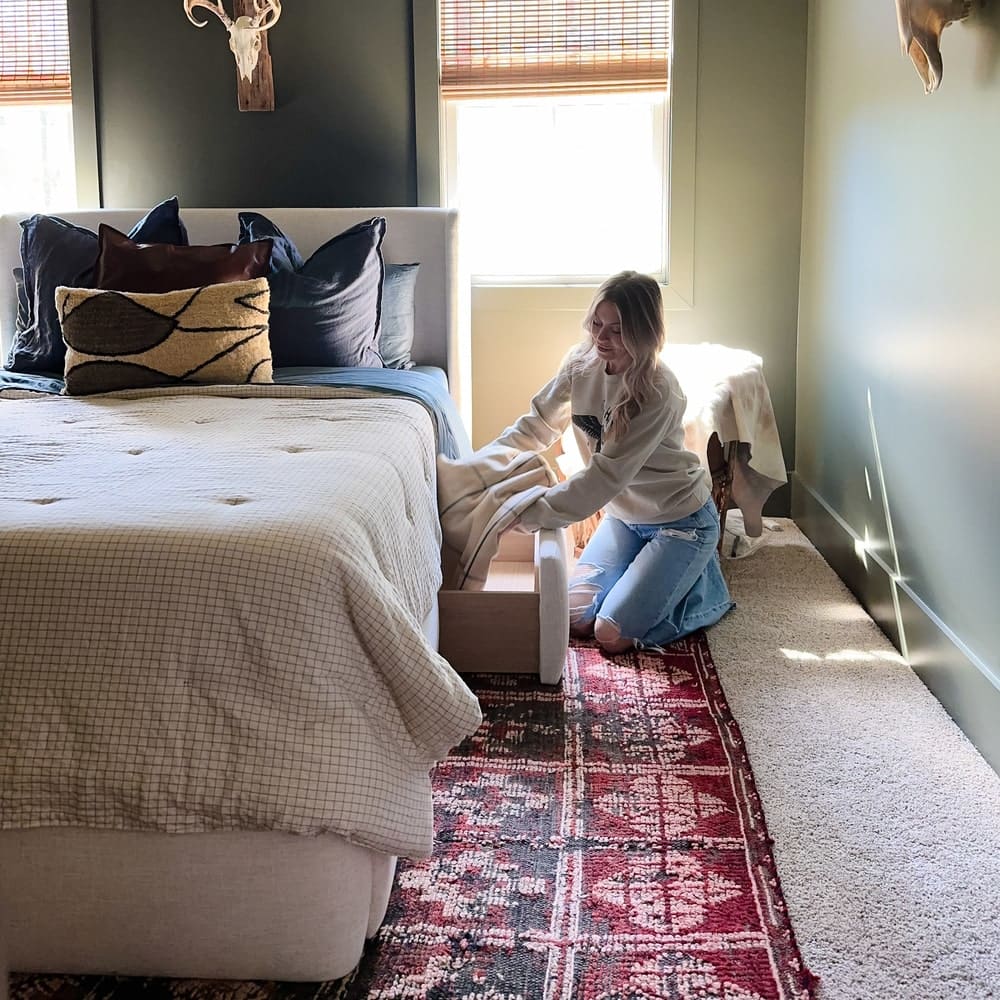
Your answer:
[895,0,973,93]
[184,0,281,110]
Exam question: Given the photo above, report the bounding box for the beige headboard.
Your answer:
[0,206,470,425]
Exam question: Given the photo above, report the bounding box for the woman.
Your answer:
[496,270,733,653]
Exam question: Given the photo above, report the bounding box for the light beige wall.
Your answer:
[796,0,1000,755]
[469,0,809,481]
[472,287,595,447]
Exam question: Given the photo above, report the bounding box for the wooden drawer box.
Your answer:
[438,527,570,685]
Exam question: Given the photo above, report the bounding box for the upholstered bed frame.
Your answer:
[0,207,467,983]
[0,206,470,425]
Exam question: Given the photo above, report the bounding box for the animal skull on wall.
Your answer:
[894,0,973,93]
[184,0,282,83]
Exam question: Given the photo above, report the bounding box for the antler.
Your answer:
[184,0,233,29]
[250,0,281,30]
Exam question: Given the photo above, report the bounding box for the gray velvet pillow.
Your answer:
[379,263,419,369]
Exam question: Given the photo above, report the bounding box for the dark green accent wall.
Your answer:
[89,0,417,209]
[797,0,1000,767]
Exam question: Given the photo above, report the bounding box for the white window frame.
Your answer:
[413,0,698,310]
[67,0,100,208]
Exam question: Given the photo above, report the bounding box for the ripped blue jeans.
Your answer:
[570,500,734,649]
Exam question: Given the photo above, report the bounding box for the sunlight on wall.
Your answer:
[854,525,871,571]
[867,386,909,661]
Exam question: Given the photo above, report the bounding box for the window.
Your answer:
[0,1,76,214]
[439,0,671,284]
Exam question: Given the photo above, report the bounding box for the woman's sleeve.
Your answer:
[518,387,680,531]
[491,362,574,454]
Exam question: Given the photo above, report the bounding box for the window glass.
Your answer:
[0,102,76,213]
[445,92,666,282]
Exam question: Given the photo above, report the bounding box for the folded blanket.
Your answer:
[663,343,788,536]
[438,443,558,590]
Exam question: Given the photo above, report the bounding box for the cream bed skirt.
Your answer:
[1,827,397,982]
[0,605,442,983]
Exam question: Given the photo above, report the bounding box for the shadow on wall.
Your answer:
[970,0,1000,82]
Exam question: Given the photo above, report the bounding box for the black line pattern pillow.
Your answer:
[56,278,272,396]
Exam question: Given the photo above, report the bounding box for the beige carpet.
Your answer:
[711,519,1000,1000]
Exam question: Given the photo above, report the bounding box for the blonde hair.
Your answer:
[579,270,665,442]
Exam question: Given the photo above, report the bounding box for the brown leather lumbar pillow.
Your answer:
[94,223,273,293]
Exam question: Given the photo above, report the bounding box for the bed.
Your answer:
[0,206,483,982]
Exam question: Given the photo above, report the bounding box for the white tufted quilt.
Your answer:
[0,385,482,858]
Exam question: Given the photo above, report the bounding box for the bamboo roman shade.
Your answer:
[0,0,71,105]
[440,0,670,99]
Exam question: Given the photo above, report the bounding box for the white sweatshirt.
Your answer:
[494,349,711,532]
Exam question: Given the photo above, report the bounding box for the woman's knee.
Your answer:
[594,615,633,654]
[568,563,604,634]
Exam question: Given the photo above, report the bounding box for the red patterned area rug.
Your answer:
[10,635,818,1000]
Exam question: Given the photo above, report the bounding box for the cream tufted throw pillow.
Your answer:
[56,278,272,396]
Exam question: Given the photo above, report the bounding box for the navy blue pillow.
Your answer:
[379,262,420,369]
[6,196,188,375]
[238,212,386,369]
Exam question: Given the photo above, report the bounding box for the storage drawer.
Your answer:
[439,527,570,685]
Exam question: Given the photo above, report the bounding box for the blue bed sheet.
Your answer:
[273,366,471,459]
[0,370,64,394]
[0,365,471,459]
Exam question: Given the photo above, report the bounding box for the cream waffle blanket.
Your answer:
[0,385,482,858]
[663,343,788,536]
